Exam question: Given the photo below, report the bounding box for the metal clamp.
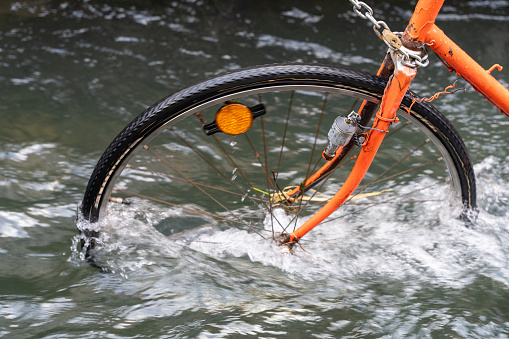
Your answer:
[349,0,429,68]
[392,40,429,68]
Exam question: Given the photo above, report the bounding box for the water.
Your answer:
[1,0,509,337]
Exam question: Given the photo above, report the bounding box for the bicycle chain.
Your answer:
[349,0,390,40]
[348,0,429,68]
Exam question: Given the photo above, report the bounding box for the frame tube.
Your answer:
[289,63,417,242]
[425,26,509,116]
[404,0,509,116]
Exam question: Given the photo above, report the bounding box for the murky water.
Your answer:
[1,0,509,337]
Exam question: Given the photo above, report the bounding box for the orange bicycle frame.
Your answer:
[402,0,509,116]
[287,0,509,243]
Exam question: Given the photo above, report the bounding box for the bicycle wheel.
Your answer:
[80,64,476,251]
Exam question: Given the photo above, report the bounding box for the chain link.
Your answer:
[349,0,389,39]
[348,0,429,68]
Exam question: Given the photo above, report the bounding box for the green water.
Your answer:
[1,0,509,337]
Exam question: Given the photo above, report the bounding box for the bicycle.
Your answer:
[78,0,509,258]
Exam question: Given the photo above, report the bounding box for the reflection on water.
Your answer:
[1,0,508,337]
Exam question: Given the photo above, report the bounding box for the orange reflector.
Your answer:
[215,104,253,135]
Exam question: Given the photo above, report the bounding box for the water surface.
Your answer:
[1,0,509,337]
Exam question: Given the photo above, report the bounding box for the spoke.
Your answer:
[126,164,255,200]
[244,131,293,233]
[349,98,360,113]
[287,113,410,203]
[303,92,329,190]
[258,93,275,238]
[107,206,264,220]
[386,120,411,138]
[245,131,294,236]
[168,128,262,205]
[259,95,270,194]
[354,138,432,196]
[143,144,267,239]
[322,178,449,225]
[114,188,271,235]
[358,156,443,190]
[345,198,443,206]
[291,92,329,232]
[280,164,336,234]
[244,134,276,191]
[275,90,294,181]
[113,188,238,225]
[272,91,294,237]
[303,155,444,211]
[210,134,287,235]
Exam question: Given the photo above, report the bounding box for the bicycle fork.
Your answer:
[286,51,417,244]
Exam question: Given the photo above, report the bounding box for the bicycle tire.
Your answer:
[80,64,476,248]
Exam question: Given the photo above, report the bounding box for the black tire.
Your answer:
[80,64,476,246]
